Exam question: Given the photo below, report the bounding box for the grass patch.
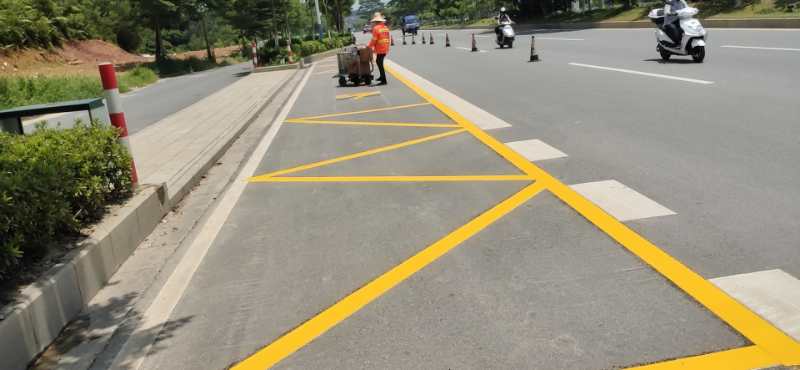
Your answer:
[118,66,158,92]
[0,66,158,110]
[704,1,800,18]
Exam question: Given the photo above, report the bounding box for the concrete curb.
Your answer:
[0,69,301,370]
[253,48,343,74]
[426,17,800,30]
[0,186,165,370]
[159,70,299,208]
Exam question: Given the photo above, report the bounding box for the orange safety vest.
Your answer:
[369,23,391,54]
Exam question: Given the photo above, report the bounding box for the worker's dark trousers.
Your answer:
[376,54,387,83]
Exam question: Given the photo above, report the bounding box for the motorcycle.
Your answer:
[648,6,707,62]
[496,20,515,48]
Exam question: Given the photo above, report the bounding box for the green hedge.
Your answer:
[0,122,132,278]
[257,35,354,66]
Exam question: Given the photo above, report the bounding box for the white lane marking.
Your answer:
[535,37,585,41]
[721,45,800,52]
[455,46,488,53]
[108,66,314,370]
[711,269,800,341]
[569,180,676,222]
[569,62,714,85]
[505,139,567,161]
[386,59,511,130]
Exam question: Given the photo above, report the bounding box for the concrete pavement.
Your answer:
[81,44,800,369]
[30,27,800,369]
[23,63,252,135]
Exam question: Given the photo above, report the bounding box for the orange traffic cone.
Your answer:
[445,33,451,47]
[471,33,478,52]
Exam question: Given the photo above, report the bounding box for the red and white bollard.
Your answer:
[251,40,258,67]
[98,63,138,185]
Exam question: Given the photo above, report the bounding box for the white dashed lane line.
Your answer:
[721,45,800,52]
[569,62,715,85]
[569,180,677,222]
[711,269,800,341]
[505,139,568,161]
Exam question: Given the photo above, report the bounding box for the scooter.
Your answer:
[648,6,707,62]
[496,20,515,48]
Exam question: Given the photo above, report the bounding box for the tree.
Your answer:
[134,0,187,63]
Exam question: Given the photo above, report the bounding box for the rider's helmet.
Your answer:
[500,6,507,12]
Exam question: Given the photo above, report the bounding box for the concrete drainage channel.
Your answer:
[0,60,313,370]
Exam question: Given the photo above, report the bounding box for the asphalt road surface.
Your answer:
[93,28,800,370]
[24,62,252,134]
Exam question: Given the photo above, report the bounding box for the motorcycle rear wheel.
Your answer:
[658,46,671,61]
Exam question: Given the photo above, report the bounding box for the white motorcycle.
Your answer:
[648,6,707,62]
[496,20,515,48]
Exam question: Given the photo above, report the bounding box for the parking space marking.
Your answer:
[250,175,533,183]
[386,61,510,130]
[712,269,800,341]
[569,63,715,85]
[286,119,458,128]
[109,66,315,370]
[249,129,465,180]
[722,45,800,52]
[626,345,777,370]
[335,91,381,100]
[386,62,800,365]
[230,182,544,370]
[506,139,568,161]
[292,102,430,120]
[569,180,676,222]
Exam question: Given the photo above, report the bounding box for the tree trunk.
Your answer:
[201,16,216,63]
[155,21,164,63]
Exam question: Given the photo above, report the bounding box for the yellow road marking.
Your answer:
[231,182,545,370]
[335,91,381,100]
[251,175,532,183]
[285,119,459,128]
[249,129,465,181]
[289,102,431,121]
[386,65,800,365]
[625,346,777,370]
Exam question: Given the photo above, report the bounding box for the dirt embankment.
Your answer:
[0,39,152,76]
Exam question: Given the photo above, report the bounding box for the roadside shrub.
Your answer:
[0,121,132,278]
[145,56,218,76]
[116,27,142,52]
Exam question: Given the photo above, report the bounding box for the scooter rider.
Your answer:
[495,7,511,37]
[663,0,687,45]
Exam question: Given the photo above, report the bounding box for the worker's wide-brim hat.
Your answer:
[370,13,386,22]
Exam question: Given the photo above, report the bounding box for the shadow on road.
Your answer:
[642,58,700,64]
[30,291,194,370]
